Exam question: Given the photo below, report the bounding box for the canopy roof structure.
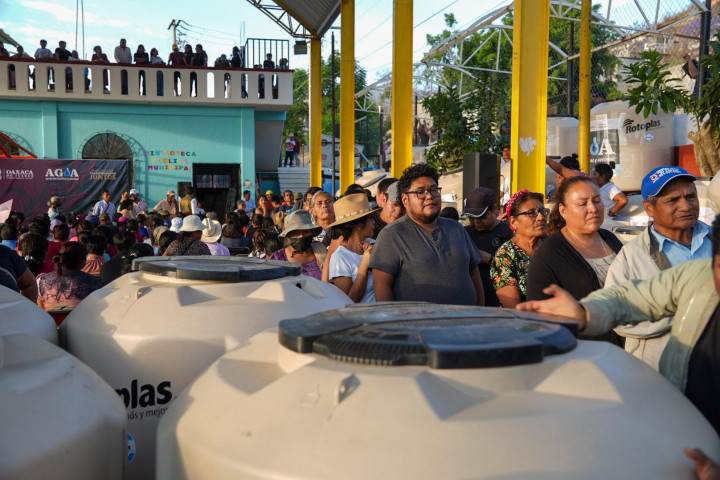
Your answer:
[246,0,341,39]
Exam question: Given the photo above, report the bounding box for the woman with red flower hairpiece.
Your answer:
[490,190,547,308]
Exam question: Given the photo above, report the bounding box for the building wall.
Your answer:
[0,99,285,207]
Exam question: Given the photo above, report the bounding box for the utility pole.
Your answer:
[168,20,182,46]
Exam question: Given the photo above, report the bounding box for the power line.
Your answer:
[357,0,462,63]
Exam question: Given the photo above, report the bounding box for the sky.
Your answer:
[0,0,650,84]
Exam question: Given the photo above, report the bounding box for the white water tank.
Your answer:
[0,285,57,344]
[0,334,126,480]
[157,304,720,480]
[61,256,351,480]
[591,100,674,191]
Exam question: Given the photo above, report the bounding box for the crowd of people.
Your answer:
[0,159,718,476]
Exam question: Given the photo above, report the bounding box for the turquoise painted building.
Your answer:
[0,60,292,213]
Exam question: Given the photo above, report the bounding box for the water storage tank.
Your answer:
[590,100,674,191]
[157,304,720,480]
[0,334,126,480]
[62,256,351,480]
[0,285,57,344]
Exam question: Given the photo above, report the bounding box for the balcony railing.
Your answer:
[0,59,293,109]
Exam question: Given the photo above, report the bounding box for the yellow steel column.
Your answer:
[309,37,323,188]
[339,0,355,193]
[391,0,413,179]
[510,0,550,195]
[578,0,592,173]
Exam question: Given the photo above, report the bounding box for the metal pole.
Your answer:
[568,22,575,117]
[390,0,413,179]
[698,0,711,99]
[509,0,550,194]
[339,0,356,193]
[379,107,385,167]
[309,37,323,187]
[331,32,337,193]
[578,0,592,173]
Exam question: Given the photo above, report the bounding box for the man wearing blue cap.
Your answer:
[604,166,712,369]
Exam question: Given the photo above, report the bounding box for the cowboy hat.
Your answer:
[201,218,222,243]
[327,193,378,228]
[279,210,322,238]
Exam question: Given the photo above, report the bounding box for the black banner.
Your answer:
[0,159,130,218]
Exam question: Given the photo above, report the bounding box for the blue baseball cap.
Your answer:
[641,166,696,200]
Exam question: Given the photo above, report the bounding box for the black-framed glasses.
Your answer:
[515,208,549,218]
[405,187,442,198]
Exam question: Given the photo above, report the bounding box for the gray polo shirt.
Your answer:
[369,215,482,305]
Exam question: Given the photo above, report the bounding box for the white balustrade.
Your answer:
[0,59,293,109]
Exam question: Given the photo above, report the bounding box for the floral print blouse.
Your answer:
[490,239,531,301]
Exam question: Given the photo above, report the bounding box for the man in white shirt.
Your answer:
[34,39,53,59]
[129,188,148,213]
[92,190,116,217]
[34,39,54,89]
[114,38,131,95]
[242,190,256,216]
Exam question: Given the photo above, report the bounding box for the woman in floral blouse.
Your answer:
[490,190,547,308]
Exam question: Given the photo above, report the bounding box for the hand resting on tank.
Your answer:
[515,284,587,331]
[686,448,720,480]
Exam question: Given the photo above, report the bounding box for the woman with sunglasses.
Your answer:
[490,190,547,308]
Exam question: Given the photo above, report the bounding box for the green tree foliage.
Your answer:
[421,9,621,172]
[623,35,720,175]
[283,52,379,160]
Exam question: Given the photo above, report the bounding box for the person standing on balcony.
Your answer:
[9,46,32,89]
[91,45,110,91]
[134,44,149,95]
[168,44,184,95]
[231,46,244,68]
[149,48,165,96]
[33,39,53,89]
[190,44,207,97]
[114,38,131,95]
[54,41,72,91]
[263,53,275,69]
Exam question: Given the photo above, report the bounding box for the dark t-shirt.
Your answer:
[192,52,207,66]
[0,245,27,292]
[465,221,514,307]
[100,249,130,286]
[686,304,720,436]
[372,210,388,239]
[369,216,482,305]
[134,52,149,64]
[55,47,71,61]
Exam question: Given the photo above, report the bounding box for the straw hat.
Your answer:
[327,193,378,228]
[201,218,222,243]
[279,210,322,238]
[153,226,168,244]
[179,215,204,232]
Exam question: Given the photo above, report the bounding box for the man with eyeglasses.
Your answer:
[370,164,484,306]
[462,187,513,307]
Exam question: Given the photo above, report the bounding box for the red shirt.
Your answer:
[169,51,185,66]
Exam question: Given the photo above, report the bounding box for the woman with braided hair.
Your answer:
[36,241,101,312]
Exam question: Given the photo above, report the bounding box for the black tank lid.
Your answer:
[279,303,578,369]
[132,256,301,282]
